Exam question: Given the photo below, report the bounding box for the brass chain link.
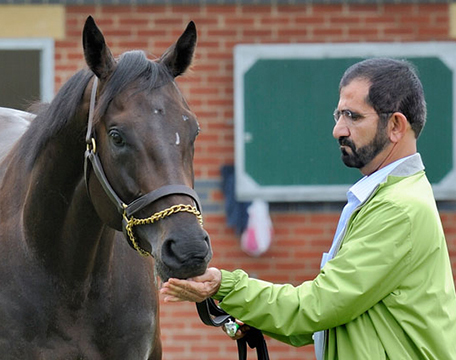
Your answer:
[124,204,203,257]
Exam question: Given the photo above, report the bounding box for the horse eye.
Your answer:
[109,129,125,147]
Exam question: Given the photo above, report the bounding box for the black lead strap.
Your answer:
[196,299,270,360]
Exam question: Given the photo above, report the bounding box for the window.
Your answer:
[0,39,53,111]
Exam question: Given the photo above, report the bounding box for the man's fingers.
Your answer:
[160,281,207,302]
[162,295,181,303]
[160,269,222,303]
[160,270,221,303]
[165,279,213,298]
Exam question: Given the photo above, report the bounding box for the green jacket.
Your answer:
[214,156,456,359]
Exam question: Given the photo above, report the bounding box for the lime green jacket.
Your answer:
[214,157,456,359]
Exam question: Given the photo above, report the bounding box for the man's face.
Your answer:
[333,79,391,174]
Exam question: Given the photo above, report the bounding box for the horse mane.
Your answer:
[16,70,93,169]
[15,50,173,168]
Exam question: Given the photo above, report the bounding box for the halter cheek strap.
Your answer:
[84,76,203,257]
[84,77,127,214]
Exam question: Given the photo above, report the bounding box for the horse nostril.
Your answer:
[162,239,180,262]
[162,236,209,265]
[204,234,211,252]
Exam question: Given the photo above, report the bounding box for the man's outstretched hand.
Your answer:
[160,267,222,303]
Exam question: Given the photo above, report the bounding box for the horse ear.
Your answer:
[160,21,197,78]
[83,16,116,80]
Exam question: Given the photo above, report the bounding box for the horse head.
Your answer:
[82,16,211,281]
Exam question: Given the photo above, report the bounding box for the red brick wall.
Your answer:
[56,4,456,359]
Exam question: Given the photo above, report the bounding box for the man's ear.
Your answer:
[388,112,410,143]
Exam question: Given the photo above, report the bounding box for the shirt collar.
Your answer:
[348,154,416,203]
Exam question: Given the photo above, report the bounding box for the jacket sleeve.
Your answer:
[213,200,413,346]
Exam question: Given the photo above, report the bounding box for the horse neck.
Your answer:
[3,107,115,285]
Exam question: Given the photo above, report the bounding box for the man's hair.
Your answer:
[339,58,427,138]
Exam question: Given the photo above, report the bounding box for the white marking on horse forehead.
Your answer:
[175,132,180,145]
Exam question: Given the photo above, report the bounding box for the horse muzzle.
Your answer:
[133,215,212,281]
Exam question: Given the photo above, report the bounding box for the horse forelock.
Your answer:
[94,50,174,124]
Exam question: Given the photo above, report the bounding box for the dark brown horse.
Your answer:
[0,16,211,359]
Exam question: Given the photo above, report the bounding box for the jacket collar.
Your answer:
[350,153,424,206]
[389,153,425,177]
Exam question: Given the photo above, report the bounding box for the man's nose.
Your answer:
[333,118,350,139]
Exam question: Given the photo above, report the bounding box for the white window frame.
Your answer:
[0,38,54,103]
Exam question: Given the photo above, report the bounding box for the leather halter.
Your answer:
[84,77,203,256]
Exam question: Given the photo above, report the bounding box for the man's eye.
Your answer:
[345,110,362,120]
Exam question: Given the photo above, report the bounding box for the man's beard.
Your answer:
[338,127,390,169]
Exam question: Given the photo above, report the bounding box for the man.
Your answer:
[160,58,456,359]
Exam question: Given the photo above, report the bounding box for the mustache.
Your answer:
[338,137,355,150]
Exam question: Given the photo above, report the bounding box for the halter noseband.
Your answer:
[84,77,203,257]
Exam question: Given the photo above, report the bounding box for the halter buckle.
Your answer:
[86,137,97,153]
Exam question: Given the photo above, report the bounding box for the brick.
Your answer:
[277,5,310,14]
[311,4,344,14]
[243,29,274,38]
[101,6,133,14]
[417,3,448,14]
[313,27,344,37]
[364,15,397,25]
[347,4,383,13]
[118,41,149,49]
[348,28,379,38]
[240,5,272,14]
[118,18,150,26]
[329,14,363,25]
[225,17,255,26]
[417,26,449,38]
[134,6,168,14]
[295,15,326,25]
[66,5,97,14]
[138,30,168,38]
[207,29,238,38]
[170,5,204,14]
[260,16,292,26]
[278,28,309,38]
[383,4,417,15]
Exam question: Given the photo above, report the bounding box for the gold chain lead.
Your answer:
[124,204,203,257]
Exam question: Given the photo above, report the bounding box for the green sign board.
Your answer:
[234,43,456,201]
